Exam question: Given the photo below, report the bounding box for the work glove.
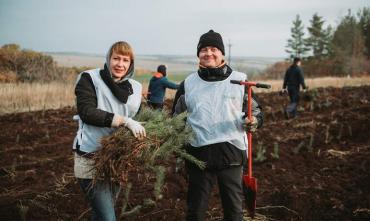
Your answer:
[244,116,258,133]
[124,117,146,139]
[302,85,309,93]
[279,89,287,96]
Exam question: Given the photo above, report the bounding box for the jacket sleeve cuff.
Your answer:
[104,113,114,127]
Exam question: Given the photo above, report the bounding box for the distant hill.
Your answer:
[46,52,283,75]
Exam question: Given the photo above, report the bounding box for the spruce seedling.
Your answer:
[293,140,305,154]
[254,142,266,162]
[307,133,314,152]
[325,125,331,144]
[270,142,279,159]
[336,123,343,140]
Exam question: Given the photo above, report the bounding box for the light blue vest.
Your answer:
[72,69,142,153]
[185,71,247,150]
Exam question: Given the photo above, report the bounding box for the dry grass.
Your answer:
[0,82,75,115]
[1,76,369,115]
[253,76,370,93]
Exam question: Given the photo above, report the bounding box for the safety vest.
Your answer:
[72,69,142,153]
[184,71,247,150]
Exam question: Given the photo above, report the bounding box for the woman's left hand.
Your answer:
[124,117,146,139]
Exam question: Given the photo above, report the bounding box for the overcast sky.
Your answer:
[0,0,369,57]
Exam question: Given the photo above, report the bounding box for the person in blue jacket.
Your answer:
[147,64,179,110]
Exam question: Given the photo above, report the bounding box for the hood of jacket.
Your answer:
[153,72,164,79]
[105,44,135,83]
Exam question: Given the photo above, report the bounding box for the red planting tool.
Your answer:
[230,80,271,218]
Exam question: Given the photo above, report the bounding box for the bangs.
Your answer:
[110,41,134,60]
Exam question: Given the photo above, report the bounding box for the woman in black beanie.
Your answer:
[172,30,264,221]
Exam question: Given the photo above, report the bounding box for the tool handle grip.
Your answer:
[230,80,241,85]
[256,83,271,89]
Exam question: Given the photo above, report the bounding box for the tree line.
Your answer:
[285,7,370,77]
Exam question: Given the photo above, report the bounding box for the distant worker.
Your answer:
[282,57,307,118]
[147,64,179,110]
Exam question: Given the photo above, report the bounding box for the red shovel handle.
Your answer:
[230,80,271,176]
[231,80,270,218]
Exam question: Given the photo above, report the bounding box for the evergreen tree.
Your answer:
[286,15,309,58]
[357,7,370,58]
[332,10,365,75]
[322,25,334,56]
[332,10,365,58]
[305,13,326,58]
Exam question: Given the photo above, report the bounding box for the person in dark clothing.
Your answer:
[172,30,264,221]
[282,57,307,118]
[147,64,179,110]
[73,41,146,221]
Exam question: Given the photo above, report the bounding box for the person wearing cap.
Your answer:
[73,41,146,221]
[147,64,179,110]
[172,30,264,221]
[282,57,307,118]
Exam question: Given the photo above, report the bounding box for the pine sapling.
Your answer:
[293,140,305,154]
[347,125,352,137]
[270,108,276,121]
[254,142,266,162]
[307,133,314,152]
[270,142,279,159]
[281,106,285,115]
[142,198,156,209]
[17,201,29,221]
[336,123,343,140]
[324,97,332,108]
[153,166,165,200]
[45,129,50,139]
[120,182,132,216]
[10,158,17,175]
[16,134,20,144]
[310,101,314,111]
[325,125,331,144]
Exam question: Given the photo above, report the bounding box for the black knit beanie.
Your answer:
[157,64,167,76]
[197,30,225,57]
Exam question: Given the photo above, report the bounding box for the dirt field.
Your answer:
[0,86,369,221]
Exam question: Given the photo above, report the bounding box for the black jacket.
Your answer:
[283,65,306,89]
[75,67,133,127]
[172,65,264,170]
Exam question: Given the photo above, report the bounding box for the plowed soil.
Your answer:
[1,86,369,221]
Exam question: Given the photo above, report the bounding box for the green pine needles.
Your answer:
[93,107,205,184]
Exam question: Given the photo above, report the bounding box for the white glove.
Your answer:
[124,117,146,139]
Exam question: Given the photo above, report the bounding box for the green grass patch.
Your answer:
[133,72,189,84]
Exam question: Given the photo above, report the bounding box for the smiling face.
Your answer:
[109,51,131,80]
[198,46,224,68]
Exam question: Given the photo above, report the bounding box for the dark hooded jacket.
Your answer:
[283,64,306,89]
[148,72,179,104]
[172,63,264,170]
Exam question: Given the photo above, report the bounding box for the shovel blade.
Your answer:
[243,175,257,218]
